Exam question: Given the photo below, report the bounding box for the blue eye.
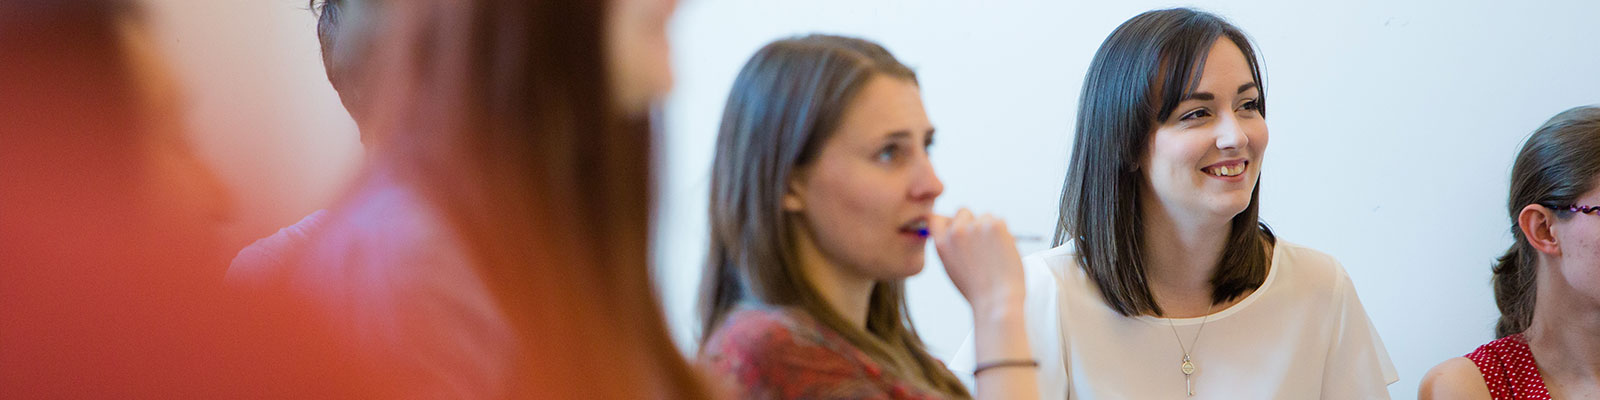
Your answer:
[876,144,899,163]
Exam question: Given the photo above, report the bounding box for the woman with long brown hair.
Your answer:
[697,34,1039,400]
[232,0,706,397]
[1420,106,1600,399]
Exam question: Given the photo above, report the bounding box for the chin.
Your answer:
[1208,198,1253,219]
[883,258,926,280]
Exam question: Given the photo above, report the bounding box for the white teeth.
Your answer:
[911,220,927,230]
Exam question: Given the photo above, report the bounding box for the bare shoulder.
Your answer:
[1418,356,1491,400]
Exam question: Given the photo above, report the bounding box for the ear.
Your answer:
[1518,204,1562,256]
[782,172,808,212]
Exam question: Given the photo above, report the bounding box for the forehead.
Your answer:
[1191,38,1254,91]
[830,74,929,141]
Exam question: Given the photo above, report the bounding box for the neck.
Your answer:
[791,222,875,330]
[1525,258,1600,383]
[1140,198,1232,316]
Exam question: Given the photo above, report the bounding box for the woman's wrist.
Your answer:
[971,298,1025,329]
[971,299,1031,361]
[970,290,1025,321]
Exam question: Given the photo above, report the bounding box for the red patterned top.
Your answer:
[700,306,951,400]
[1465,333,1551,400]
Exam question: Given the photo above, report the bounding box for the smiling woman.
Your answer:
[952,7,1398,399]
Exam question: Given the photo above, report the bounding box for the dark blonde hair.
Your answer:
[699,34,970,398]
[356,1,705,397]
[1493,105,1600,338]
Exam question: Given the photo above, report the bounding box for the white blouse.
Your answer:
[952,240,1398,399]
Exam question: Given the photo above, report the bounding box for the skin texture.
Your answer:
[606,0,677,115]
[784,75,940,327]
[1139,38,1269,318]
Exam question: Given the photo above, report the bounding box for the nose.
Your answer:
[909,152,943,203]
[1215,112,1249,152]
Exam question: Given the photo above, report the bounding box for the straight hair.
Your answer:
[355,1,705,397]
[698,34,970,398]
[1053,8,1275,317]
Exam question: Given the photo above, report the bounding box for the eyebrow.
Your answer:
[883,128,937,143]
[1179,82,1261,102]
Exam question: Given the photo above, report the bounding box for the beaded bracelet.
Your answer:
[973,359,1039,376]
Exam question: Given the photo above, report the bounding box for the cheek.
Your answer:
[1574,224,1600,268]
[801,162,893,235]
[1558,222,1600,296]
[1248,122,1270,157]
[608,0,674,100]
[636,0,674,82]
[1147,133,1208,180]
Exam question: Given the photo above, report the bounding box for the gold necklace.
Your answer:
[1166,302,1214,397]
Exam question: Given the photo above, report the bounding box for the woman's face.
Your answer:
[784,75,943,281]
[606,0,677,115]
[1141,38,1268,224]
[1552,177,1600,305]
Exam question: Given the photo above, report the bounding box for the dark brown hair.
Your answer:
[354,1,704,397]
[698,34,969,398]
[1492,105,1600,338]
[309,0,372,137]
[1053,8,1275,317]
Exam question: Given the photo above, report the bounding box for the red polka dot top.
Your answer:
[1465,333,1551,400]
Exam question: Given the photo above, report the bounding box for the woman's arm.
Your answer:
[930,209,1039,400]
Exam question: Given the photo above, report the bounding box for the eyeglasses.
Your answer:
[1547,204,1600,215]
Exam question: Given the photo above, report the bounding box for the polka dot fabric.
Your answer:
[1465,333,1551,400]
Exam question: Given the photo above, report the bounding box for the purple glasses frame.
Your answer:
[1548,204,1600,214]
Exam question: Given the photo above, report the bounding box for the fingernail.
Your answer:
[917,227,929,238]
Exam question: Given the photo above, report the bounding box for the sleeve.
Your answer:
[949,253,1070,399]
[701,316,890,400]
[229,188,517,399]
[225,210,329,288]
[1320,264,1400,399]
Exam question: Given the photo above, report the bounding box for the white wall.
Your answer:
[141,0,364,253]
[653,1,1600,398]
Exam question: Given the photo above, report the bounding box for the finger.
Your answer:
[952,208,974,233]
[987,215,1013,238]
[927,214,951,238]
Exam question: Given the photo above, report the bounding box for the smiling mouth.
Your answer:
[1203,160,1248,178]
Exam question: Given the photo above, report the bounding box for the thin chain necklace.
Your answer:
[1166,301,1214,397]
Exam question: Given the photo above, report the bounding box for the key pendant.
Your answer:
[1181,356,1196,396]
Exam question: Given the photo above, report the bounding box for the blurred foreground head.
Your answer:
[323,0,703,397]
[0,0,236,396]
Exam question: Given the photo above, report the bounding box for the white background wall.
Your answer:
[653,1,1600,399]
[154,1,1599,398]
[142,0,364,254]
